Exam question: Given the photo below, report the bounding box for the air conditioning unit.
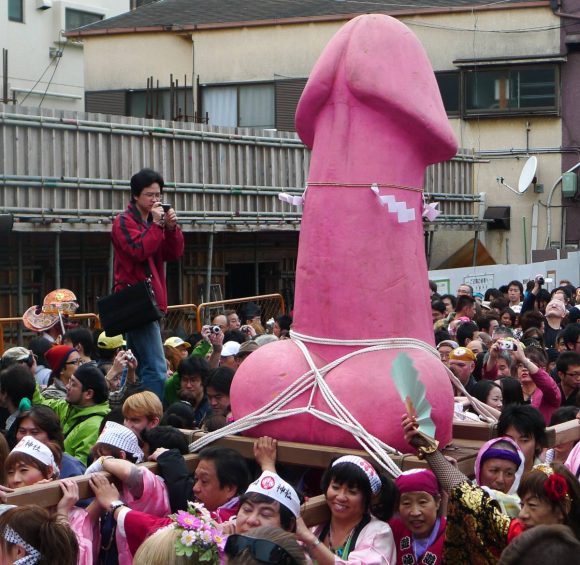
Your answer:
[36,0,53,9]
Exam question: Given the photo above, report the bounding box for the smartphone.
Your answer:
[161,203,172,213]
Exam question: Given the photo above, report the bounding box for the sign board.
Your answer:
[463,274,494,297]
[432,278,450,295]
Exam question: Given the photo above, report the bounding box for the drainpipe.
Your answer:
[551,0,580,20]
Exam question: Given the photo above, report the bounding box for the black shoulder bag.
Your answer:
[97,260,163,336]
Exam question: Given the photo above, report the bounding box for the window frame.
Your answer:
[200,81,276,129]
[435,70,462,118]
[8,0,24,23]
[64,7,103,31]
[461,63,560,119]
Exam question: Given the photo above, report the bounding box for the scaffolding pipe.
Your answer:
[205,232,214,305]
[17,235,23,343]
[55,233,61,288]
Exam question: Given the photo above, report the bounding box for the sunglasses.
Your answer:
[224,535,296,565]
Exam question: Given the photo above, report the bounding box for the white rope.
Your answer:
[189,327,497,476]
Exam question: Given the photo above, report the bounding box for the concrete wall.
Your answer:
[78,5,568,265]
[0,0,129,110]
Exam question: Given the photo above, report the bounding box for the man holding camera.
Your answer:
[112,168,184,400]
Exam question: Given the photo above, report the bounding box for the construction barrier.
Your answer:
[162,304,198,337]
[196,293,286,331]
[0,313,101,355]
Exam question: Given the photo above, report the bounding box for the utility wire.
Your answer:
[18,59,56,105]
[38,33,66,108]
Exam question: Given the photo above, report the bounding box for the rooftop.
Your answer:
[66,0,548,36]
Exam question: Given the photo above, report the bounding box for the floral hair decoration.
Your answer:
[544,474,569,503]
[172,501,225,562]
[533,464,570,504]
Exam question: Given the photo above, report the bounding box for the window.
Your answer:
[126,88,194,121]
[435,72,460,116]
[65,8,103,31]
[8,0,23,22]
[202,83,275,128]
[464,66,558,116]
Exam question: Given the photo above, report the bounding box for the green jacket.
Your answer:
[33,386,110,466]
[164,340,211,408]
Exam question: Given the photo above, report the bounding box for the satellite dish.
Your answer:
[518,156,537,193]
[496,156,538,196]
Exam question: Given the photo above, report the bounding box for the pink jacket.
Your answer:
[527,368,561,425]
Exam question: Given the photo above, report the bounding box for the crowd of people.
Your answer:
[0,167,579,564]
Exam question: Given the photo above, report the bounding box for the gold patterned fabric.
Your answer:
[442,482,511,564]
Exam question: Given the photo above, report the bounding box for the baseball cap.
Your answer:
[164,336,191,349]
[449,347,477,362]
[98,332,126,350]
[1,347,31,363]
[221,341,241,357]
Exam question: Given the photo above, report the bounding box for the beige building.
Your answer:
[0,0,129,110]
[68,0,580,268]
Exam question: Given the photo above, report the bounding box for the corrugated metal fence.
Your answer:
[0,104,482,231]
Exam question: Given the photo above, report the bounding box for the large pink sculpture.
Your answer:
[230,14,458,453]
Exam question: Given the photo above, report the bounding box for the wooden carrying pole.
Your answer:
[5,421,579,518]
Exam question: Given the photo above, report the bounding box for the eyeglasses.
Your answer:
[142,192,161,199]
[224,535,296,565]
[65,358,84,366]
[565,372,580,378]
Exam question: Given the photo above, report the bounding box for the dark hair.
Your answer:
[14,405,65,448]
[490,297,509,311]
[499,308,517,327]
[507,280,524,295]
[161,401,196,429]
[431,300,446,315]
[456,321,478,347]
[28,337,52,367]
[493,325,514,339]
[549,406,580,427]
[0,505,79,565]
[63,328,94,358]
[434,329,452,345]
[497,404,547,455]
[320,459,396,522]
[238,491,301,532]
[429,280,438,293]
[440,294,457,309]
[275,315,293,332]
[521,328,545,350]
[525,346,548,370]
[74,363,109,404]
[206,367,235,395]
[536,289,552,306]
[484,288,503,301]
[99,407,125,433]
[556,351,580,374]
[521,312,545,334]
[141,426,189,454]
[178,356,210,385]
[130,168,164,200]
[517,463,580,541]
[498,377,525,406]
[0,365,35,409]
[223,330,247,345]
[471,380,502,407]
[455,295,475,313]
[552,286,572,302]
[476,313,499,333]
[198,446,251,494]
[560,324,580,349]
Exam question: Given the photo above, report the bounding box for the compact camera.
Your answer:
[498,339,517,351]
[210,325,221,334]
[241,325,252,334]
[161,203,172,213]
[125,349,135,362]
[535,275,553,286]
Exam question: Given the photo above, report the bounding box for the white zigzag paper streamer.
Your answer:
[278,193,304,206]
[422,201,441,221]
[370,184,415,223]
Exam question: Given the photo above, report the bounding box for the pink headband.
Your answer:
[332,456,381,494]
[395,469,439,497]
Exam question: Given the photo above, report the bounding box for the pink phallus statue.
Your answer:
[230,14,458,453]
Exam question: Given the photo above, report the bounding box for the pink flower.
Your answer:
[175,511,202,530]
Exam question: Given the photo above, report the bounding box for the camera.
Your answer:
[125,349,135,362]
[210,325,221,334]
[535,274,554,286]
[498,339,517,351]
[241,325,251,334]
[161,203,172,213]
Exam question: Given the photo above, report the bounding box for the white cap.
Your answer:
[12,437,59,476]
[96,421,144,463]
[245,471,301,517]
[221,341,241,357]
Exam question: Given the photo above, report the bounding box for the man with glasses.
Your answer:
[112,168,184,401]
[555,351,580,407]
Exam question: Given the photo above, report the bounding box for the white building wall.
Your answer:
[0,0,129,111]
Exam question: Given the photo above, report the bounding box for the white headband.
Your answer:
[332,456,381,495]
[245,471,301,517]
[11,437,59,477]
[97,421,144,463]
[3,526,41,565]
